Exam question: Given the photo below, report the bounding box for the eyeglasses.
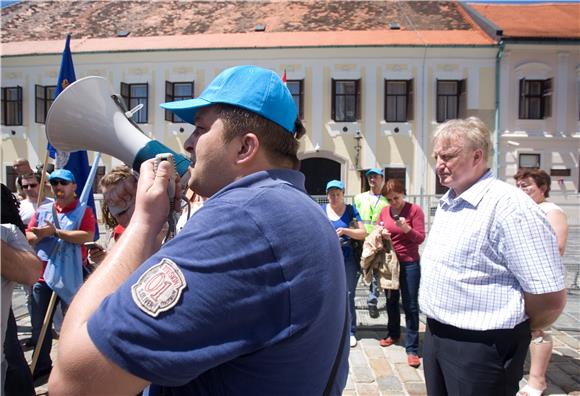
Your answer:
[49,179,71,186]
[21,183,38,190]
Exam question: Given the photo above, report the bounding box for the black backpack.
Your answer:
[346,204,364,263]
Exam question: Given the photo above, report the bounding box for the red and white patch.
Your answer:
[131,258,186,317]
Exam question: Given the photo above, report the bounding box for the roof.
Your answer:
[469,2,580,40]
[1,1,494,56]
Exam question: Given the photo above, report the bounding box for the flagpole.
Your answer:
[35,151,50,208]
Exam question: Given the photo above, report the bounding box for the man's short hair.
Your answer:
[514,168,551,198]
[215,104,304,170]
[16,172,41,188]
[433,117,493,161]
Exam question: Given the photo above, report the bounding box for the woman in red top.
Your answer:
[376,179,425,368]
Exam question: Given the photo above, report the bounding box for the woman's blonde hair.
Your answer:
[99,165,135,228]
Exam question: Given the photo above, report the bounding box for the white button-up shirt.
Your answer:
[419,170,565,330]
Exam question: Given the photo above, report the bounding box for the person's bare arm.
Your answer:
[546,210,568,256]
[30,221,94,245]
[524,289,567,330]
[338,221,367,241]
[49,160,178,395]
[0,240,42,285]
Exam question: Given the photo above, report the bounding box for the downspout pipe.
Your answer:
[494,40,505,175]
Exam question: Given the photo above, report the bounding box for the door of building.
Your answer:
[300,157,341,195]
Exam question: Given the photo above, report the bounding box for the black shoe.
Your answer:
[368,306,379,318]
[33,366,52,381]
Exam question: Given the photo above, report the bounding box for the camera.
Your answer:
[393,214,400,221]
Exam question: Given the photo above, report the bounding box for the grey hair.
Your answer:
[433,117,493,161]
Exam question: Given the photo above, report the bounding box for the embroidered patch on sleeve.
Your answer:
[131,258,186,317]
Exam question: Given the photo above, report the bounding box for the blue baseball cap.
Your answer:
[161,65,298,133]
[48,169,75,183]
[326,180,345,192]
[365,168,384,177]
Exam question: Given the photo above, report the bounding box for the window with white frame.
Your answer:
[331,79,360,122]
[519,78,552,119]
[385,80,413,122]
[518,153,541,169]
[1,86,23,126]
[35,85,56,124]
[436,79,466,123]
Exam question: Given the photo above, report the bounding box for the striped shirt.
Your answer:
[419,170,565,330]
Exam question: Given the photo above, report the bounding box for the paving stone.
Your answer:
[546,368,579,391]
[395,363,422,382]
[376,375,403,391]
[355,382,380,396]
[363,342,387,358]
[381,345,408,364]
[369,357,394,377]
[404,381,428,396]
[557,362,580,377]
[351,365,375,383]
[349,348,369,367]
[554,347,580,359]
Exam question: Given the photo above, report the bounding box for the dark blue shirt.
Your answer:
[88,169,349,395]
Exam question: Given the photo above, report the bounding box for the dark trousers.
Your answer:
[4,308,35,396]
[385,260,420,354]
[423,318,531,396]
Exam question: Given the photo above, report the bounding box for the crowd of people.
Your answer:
[1,65,569,396]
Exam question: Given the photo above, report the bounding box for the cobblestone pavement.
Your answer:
[11,226,580,395]
[12,286,579,396]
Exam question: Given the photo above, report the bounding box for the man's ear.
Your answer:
[473,148,484,166]
[237,133,260,164]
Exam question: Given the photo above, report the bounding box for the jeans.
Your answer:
[385,260,421,355]
[31,281,57,372]
[344,252,360,336]
[367,273,379,308]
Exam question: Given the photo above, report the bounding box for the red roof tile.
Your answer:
[1,1,494,56]
[470,3,580,39]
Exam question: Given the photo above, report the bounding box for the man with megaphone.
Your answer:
[49,65,349,395]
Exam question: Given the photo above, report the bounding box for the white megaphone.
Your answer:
[46,76,190,176]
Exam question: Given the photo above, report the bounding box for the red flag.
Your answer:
[281,69,287,85]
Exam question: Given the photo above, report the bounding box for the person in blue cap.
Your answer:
[322,180,366,348]
[50,65,349,395]
[353,168,388,319]
[26,168,97,380]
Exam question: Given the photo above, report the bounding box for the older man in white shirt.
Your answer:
[419,117,566,396]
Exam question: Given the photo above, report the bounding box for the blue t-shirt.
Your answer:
[322,204,362,258]
[88,169,349,395]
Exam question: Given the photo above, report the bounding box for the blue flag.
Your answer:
[50,33,99,240]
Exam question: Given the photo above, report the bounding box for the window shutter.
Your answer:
[458,79,467,118]
[542,78,552,119]
[355,79,361,120]
[520,79,525,118]
[165,81,173,122]
[120,82,129,103]
[407,79,414,121]
[143,82,149,123]
[331,79,336,121]
[383,80,387,121]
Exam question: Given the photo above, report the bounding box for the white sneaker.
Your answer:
[350,335,357,347]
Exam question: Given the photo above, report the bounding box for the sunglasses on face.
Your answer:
[21,183,38,189]
[50,179,71,186]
